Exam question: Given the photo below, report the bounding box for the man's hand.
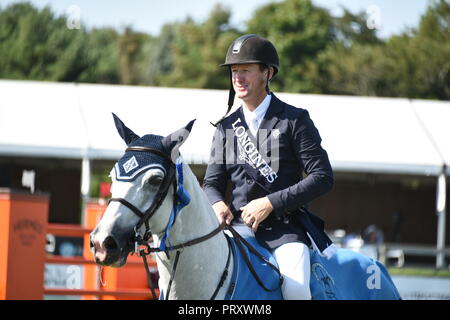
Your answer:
[240,197,274,232]
[212,201,234,226]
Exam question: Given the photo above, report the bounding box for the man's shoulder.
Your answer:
[273,95,309,121]
[217,107,242,129]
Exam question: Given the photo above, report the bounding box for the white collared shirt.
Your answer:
[242,94,272,136]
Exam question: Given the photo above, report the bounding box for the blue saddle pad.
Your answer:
[225,234,283,300]
[309,248,401,300]
[224,237,401,300]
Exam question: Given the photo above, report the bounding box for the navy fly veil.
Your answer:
[114,134,172,182]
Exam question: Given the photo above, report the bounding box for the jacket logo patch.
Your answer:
[232,117,278,183]
[271,129,280,139]
[123,156,139,173]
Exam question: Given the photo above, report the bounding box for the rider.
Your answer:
[203,34,335,300]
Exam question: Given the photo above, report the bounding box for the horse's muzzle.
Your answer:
[91,234,125,267]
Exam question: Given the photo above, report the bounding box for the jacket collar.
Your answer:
[256,93,285,143]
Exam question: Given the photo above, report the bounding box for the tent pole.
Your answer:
[81,157,91,226]
[436,165,447,269]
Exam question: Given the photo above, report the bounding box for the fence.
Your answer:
[44,203,159,300]
[0,189,158,300]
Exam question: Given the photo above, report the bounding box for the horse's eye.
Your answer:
[148,175,163,186]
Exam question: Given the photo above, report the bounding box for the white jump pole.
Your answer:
[81,156,91,226]
[436,165,447,269]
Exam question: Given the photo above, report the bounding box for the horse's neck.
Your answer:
[153,163,230,300]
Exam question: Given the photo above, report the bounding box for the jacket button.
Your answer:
[246,178,253,185]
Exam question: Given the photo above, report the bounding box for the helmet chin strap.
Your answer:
[211,68,235,127]
[265,66,272,93]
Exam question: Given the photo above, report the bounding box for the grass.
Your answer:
[388,267,450,278]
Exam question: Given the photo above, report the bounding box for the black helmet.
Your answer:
[211,34,279,127]
[221,34,279,77]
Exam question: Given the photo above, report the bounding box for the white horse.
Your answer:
[90,114,235,299]
[90,114,401,300]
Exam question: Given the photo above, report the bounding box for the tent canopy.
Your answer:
[0,79,449,176]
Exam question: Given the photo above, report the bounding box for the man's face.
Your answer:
[231,64,268,101]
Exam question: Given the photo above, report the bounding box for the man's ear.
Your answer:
[161,119,196,162]
[112,113,140,146]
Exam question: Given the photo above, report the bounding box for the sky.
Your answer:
[0,0,431,38]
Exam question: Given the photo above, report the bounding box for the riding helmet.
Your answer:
[222,34,279,76]
[212,34,279,127]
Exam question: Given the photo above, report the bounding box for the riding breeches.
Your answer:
[229,224,311,300]
[272,242,312,300]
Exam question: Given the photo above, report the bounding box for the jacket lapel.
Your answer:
[257,93,284,146]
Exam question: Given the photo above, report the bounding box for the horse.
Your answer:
[90,114,401,300]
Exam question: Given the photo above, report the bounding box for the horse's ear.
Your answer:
[112,113,140,146]
[162,119,196,162]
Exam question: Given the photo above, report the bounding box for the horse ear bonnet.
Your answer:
[115,134,171,182]
[112,114,196,182]
[112,113,171,182]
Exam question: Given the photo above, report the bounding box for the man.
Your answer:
[203,34,335,300]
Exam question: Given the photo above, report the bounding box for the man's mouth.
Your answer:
[235,85,248,91]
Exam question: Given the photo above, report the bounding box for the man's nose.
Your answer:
[233,71,245,82]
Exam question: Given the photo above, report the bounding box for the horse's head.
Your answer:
[90,113,195,267]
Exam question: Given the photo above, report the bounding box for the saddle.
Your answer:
[224,226,283,300]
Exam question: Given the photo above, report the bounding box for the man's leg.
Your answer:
[272,242,311,300]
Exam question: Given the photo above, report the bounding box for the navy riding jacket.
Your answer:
[203,93,334,250]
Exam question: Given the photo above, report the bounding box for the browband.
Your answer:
[126,146,173,164]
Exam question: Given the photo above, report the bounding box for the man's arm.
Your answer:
[203,127,234,225]
[267,109,334,214]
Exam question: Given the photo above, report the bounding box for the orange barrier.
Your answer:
[45,202,158,300]
[0,190,158,300]
[0,189,49,300]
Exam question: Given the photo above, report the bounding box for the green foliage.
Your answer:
[0,2,89,81]
[305,0,450,100]
[388,267,450,278]
[152,4,240,89]
[0,0,448,100]
[117,26,153,85]
[78,27,120,84]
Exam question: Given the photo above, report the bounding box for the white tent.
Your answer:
[1,80,448,175]
[1,79,448,266]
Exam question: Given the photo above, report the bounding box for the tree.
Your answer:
[334,8,382,46]
[117,26,151,85]
[78,27,120,84]
[304,0,450,100]
[153,4,240,89]
[411,0,450,99]
[0,3,89,81]
[309,42,391,96]
[0,1,447,100]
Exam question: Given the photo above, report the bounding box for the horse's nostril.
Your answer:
[103,236,118,251]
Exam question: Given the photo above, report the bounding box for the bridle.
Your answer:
[109,146,177,247]
[108,146,228,299]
